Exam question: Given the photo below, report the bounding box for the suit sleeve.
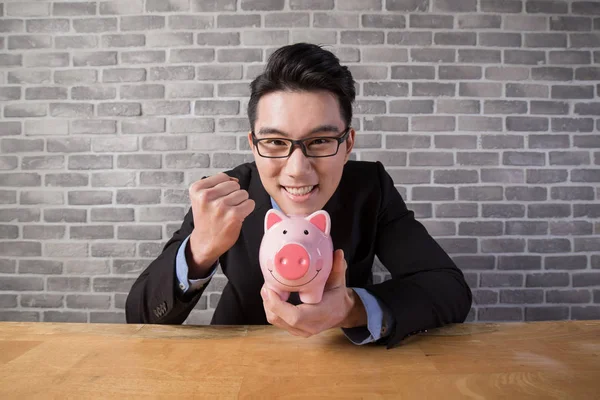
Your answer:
[364,162,473,348]
[125,208,207,324]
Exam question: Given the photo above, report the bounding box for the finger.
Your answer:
[261,288,309,337]
[263,288,303,329]
[325,249,347,290]
[231,198,255,221]
[222,188,249,207]
[190,173,236,192]
[196,180,241,203]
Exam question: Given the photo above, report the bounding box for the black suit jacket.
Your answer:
[126,160,472,348]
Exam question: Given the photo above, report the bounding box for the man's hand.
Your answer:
[261,249,368,338]
[187,173,255,278]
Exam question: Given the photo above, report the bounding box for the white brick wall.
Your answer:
[0,0,599,324]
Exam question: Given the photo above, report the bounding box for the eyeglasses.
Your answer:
[251,127,351,158]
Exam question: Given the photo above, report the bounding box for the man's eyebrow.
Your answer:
[256,125,341,136]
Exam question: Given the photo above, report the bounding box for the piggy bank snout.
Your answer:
[274,244,310,281]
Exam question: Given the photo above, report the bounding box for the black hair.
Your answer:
[248,43,356,131]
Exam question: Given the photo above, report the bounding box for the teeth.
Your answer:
[285,185,314,196]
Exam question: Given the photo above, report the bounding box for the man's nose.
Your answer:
[284,145,311,175]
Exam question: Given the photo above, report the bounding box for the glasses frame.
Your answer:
[250,126,351,159]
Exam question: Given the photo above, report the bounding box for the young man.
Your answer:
[126,43,472,348]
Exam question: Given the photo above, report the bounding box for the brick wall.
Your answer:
[0,0,599,325]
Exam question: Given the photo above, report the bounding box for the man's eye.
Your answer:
[308,138,334,146]
[264,139,288,146]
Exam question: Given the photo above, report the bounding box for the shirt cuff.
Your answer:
[175,235,218,293]
[342,287,393,345]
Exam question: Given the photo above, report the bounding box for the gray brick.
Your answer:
[481,273,524,288]
[55,69,98,85]
[482,204,526,218]
[26,18,68,33]
[291,30,338,44]
[505,50,546,65]
[507,84,549,99]
[142,136,186,151]
[0,275,44,291]
[341,31,384,45]
[98,102,141,117]
[459,82,502,98]
[8,34,53,50]
[69,155,112,170]
[545,255,588,270]
[435,203,478,218]
[505,186,547,201]
[500,289,543,304]
[70,225,114,240]
[434,32,475,46]
[217,83,249,98]
[118,225,162,240]
[102,34,145,48]
[362,14,405,28]
[0,190,17,204]
[139,207,185,222]
[458,186,502,201]
[458,116,502,132]
[0,259,16,274]
[503,152,545,166]
[15,261,55,276]
[0,225,17,239]
[409,14,453,29]
[56,35,98,49]
[45,173,88,188]
[170,118,213,133]
[122,50,166,64]
[117,154,161,169]
[506,117,548,132]
[485,66,529,82]
[5,104,47,118]
[2,138,44,153]
[525,33,567,48]
[527,169,568,184]
[47,138,90,153]
[21,294,64,308]
[574,238,600,252]
[477,307,523,322]
[217,48,261,63]
[439,66,481,80]
[0,86,21,100]
[362,151,407,166]
[194,100,239,116]
[391,66,434,80]
[146,0,189,12]
[473,290,498,305]
[197,32,239,46]
[573,272,600,287]
[547,289,591,304]
[413,83,455,97]
[73,51,117,66]
[163,189,189,204]
[482,238,525,253]
[149,67,194,82]
[453,256,495,271]
[458,14,501,29]
[0,294,17,308]
[550,51,592,65]
[92,172,136,187]
[552,85,594,99]
[387,31,431,46]
[103,68,146,83]
[409,152,453,166]
[572,307,600,320]
[363,117,408,132]
[433,0,475,11]
[192,0,236,11]
[434,134,477,149]
[143,101,190,116]
[574,204,600,218]
[550,220,594,236]
[91,242,135,257]
[420,220,456,236]
[140,171,184,186]
[6,2,50,17]
[436,238,478,254]
[219,14,261,28]
[573,1,600,15]
[528,238,571,253]
[0,173,41,186]
[100,0,143,14]
[410,48,454,63]
[217,118,250,132]
[122,15,165,31]
[528,204,571,218]
[25,87,67,101]
[45,242,88,258]
[122,118,165,134]
[526,0,568,13]
[50,103,93,118]
[43,311,87,323]
[529,135,570,149]
[434,169,478,184]
[459,221,502,237]
[242,30,289,46]
[551,186,595,201]
[0,54,22,67]
[212,153,254,168]
[72,17,117,33]
[0,121,21,136]
[68,190,112,206]
[361,48,408,63]
[505,221,548,236]
[572,169,600,182]
[480,0,521,12]
[112,260,149,275]
[386,135,429,149]
[20,190,64,205]
[386,101,430,116]
[66,294,110,309]
[529,101,568,116]
[44,209,86,223]
[165,153,210,169]
[574,102,600,116]
[574,135,600,148]
[241,0,284,10]
[458,49,500,64]
[117,189,161,205]
[478,33,521,48]
[549,151,590,165]
[412,116,455,132]
[550,16,592,31]
[53,2,96,15]
[575,67,600,81]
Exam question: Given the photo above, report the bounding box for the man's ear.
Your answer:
[247,131,254,151]
[343,128,356,164]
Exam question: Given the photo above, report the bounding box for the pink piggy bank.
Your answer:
[259,209,334,304]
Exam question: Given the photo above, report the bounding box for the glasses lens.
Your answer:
[256,138,291,157]
[304,137,339,157]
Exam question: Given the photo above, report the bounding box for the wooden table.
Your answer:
[0,321,598,399]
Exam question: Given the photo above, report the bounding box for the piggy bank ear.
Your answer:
[306,210,330,236]
[265,209,286,232]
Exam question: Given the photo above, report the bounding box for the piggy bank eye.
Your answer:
[304,230,309,235]
[283,230,287,234]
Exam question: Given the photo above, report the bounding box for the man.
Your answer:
[126,43,472,348]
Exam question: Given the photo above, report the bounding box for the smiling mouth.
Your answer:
[268,269,320,287]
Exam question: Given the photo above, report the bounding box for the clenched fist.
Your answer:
[186,173,255,278]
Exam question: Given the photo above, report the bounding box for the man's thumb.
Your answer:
[325,249,346,289]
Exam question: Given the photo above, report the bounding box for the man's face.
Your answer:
[248,90,355,216]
